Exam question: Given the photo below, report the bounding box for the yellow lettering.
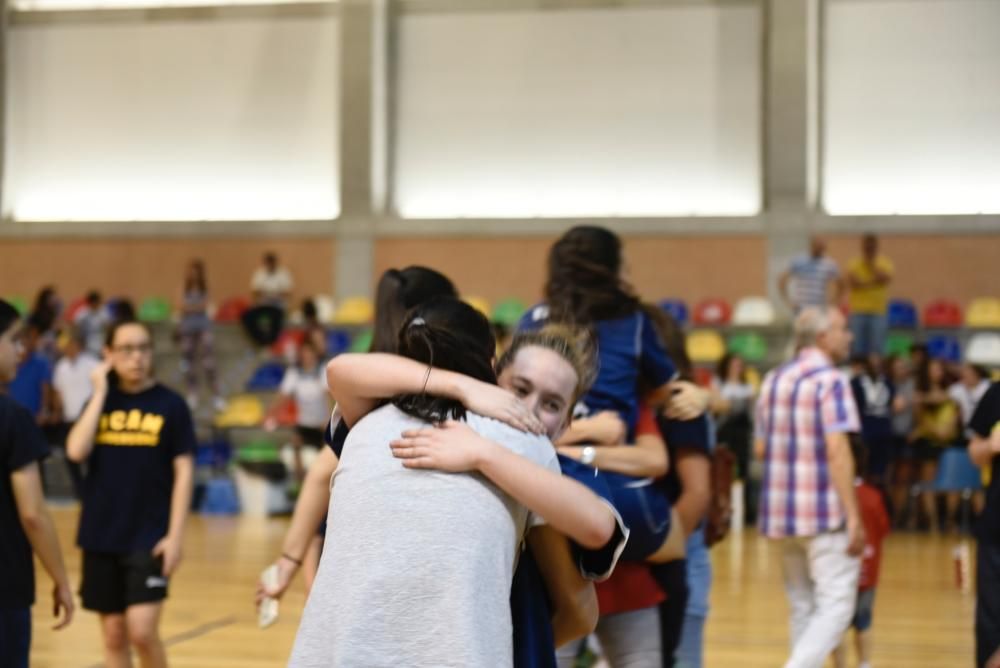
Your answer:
[99,415,109,433]
[109,411,127,431]
[126,409,143,431]
[140,414,165,436]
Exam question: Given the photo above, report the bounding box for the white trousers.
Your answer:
[779,531,861,668]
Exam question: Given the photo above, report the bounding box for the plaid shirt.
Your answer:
[756,347,860,538]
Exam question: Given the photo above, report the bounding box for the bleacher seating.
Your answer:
[138,296,172,323]
[732,297,776,327]
[886,332,914,358]
[216,296,250,323]
[967,333,1000,367]
[492,297,527,327]
[924,299,963,328]
[245,362,286,392]
[927,334,962,363]
[687,330,726,363]
[728,332,768,363]
[333,296,375,325]
[967,298,1000,329]
[464,296,492,317]
[693,298,732,326]
[888,299,919,329]
[658,299,689,327]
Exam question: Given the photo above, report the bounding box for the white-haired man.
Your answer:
[755,306,864,668]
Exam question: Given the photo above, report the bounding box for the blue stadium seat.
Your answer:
[245,362,286,392]
[927,334,961,363]
[658,299,689,327]
[887,299,918,329]
[325,329,353,357]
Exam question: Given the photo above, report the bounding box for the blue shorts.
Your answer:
[852,588,876,631]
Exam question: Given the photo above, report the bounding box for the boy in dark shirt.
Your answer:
[0,300,74,666]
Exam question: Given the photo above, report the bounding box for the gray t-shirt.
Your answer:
[289,404,560,668]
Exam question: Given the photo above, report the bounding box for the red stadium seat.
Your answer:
[215,296,250,323]
[271,329,305,359]
[693,298,732,326]
[923,299,963,328]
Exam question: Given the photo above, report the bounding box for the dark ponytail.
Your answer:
[391,297,496,423]
[370,266,457,354]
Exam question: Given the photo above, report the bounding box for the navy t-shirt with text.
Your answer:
[77,383,195,554]
[0,396,51,607]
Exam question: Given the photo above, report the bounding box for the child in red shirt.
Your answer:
[834,437,890,668]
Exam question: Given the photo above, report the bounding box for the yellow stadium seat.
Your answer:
[966,297,1000,328]
[686,330,726,364]
[464,296,492,317]
[332,296,375,325]
[213,395,264,429]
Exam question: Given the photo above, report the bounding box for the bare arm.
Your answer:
[12,463,74,629]
[826,431,863,555]
[258,447,340,602]
[66,361,111,462]
[556,411,626,446]
[832,275,847,304]
[674,451,712,537]
[153,454,194,576]
[326,353,541,433]
[778,269,793,308]
[558,432,668,479]
[528,526,598,647]
[391,421,616,549]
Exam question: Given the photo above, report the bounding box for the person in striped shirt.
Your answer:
[755,306,865,668]
[779,237,845,313]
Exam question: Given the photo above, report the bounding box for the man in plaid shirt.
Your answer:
[755,306,864,668]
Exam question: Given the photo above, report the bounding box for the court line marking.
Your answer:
[83,615,237,668]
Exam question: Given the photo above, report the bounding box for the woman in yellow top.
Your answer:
[911,358,960,531]
[846,234,894,357]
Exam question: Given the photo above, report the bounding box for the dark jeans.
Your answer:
[241,305,285,347]
[978,540,1000,667]
[0,607,31,668]
[655,559,690,668]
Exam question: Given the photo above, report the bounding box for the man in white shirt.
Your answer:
[51,329,99,497]
[251,252,294,310]
[243,252,295,347]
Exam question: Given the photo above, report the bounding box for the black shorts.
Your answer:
[80,551,168,614]
[295,426,325,447]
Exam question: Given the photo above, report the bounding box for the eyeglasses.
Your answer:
[112,343,153,356]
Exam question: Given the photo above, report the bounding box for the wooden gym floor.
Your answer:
[30,507,975,667]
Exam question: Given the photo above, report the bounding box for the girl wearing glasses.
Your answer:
[68,319,195,668]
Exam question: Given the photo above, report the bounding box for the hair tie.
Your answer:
[409,317,426,328]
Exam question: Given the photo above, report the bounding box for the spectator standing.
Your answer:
[779,237,844,314]
[74,291,110,358]
[846,234,894,356]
